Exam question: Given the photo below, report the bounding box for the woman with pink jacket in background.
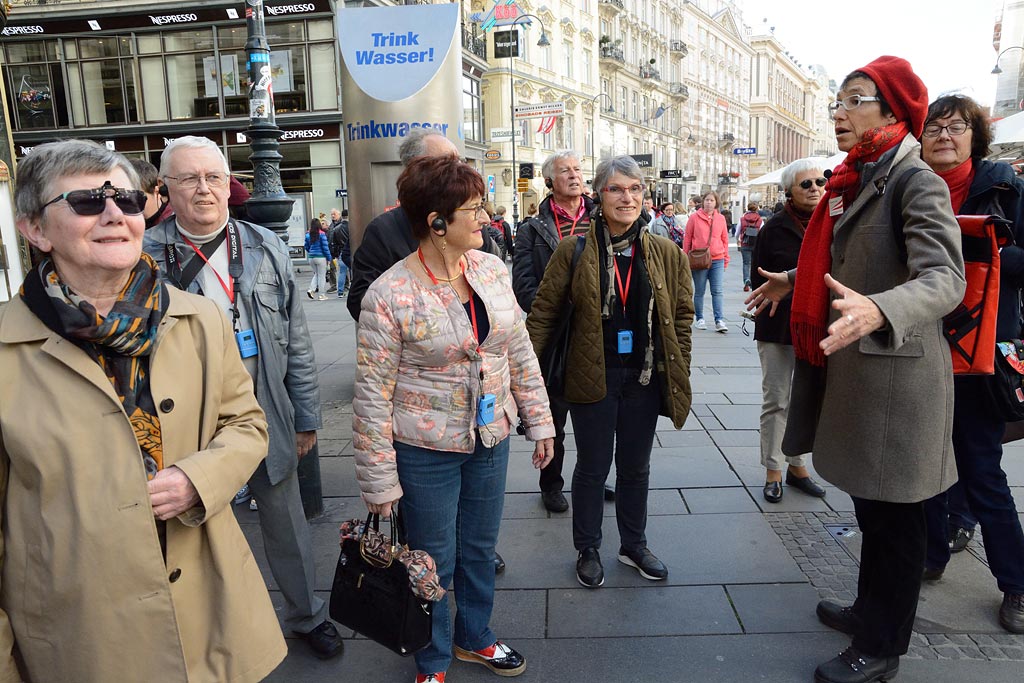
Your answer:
[683,190,731,332]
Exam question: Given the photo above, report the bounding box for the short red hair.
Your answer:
[397,155,486,239]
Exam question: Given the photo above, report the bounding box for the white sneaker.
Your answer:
[696,318,706,330]
[317,295,328,301]
[715,319,728,333]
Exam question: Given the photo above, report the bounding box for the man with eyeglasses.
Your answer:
[143,136,345,661]
[512,150,601,513]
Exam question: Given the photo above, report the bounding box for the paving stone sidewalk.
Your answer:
[244,260,1024,682]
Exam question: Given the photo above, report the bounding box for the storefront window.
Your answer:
[266,21,305,44]
[164,29,215,52]
[309,43,337,111]
[167,53,217,119]
[463,75,481,143]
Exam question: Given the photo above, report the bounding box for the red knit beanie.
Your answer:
[853,56,929,138]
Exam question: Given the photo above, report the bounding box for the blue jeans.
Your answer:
[739,246,753,285]
[569,367,661,551]
[395,438,509,675]
[336,259,348,294]
[691,258,725,322]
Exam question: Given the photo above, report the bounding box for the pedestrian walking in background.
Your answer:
[747,56,965,683]
[513,150,597,514]
[305,217,331,300]
[918,93,1024,633]
[491,205,514,260]
[722,208,734,238]
[0,139,285,681]
[330,208,351,297]
[146,136,343,661]
[684,190,731,332]
[648,201,682,246]
[750,159,827,505]
[352,155,555,683]
[526,155,694,590]
[738,201,764,291]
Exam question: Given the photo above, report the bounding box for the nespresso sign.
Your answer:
[0,0,330,37]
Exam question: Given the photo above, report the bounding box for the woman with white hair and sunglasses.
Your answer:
[750,158,828,504]
[0,139,282,681]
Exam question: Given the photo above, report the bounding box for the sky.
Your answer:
[735,0,1005,107]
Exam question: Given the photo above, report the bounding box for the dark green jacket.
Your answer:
[526,217,695,427]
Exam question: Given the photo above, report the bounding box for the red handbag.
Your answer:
[942,215,1013,375]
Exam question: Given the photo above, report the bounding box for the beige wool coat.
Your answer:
[783,136,967,503]
[0,287,286,682]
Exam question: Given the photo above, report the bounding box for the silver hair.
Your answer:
[592,155,643,194]
[398,128,451,166]
[159,135,229,177]
[541,150,582,182]
[15,139,140,221]
[780,158,826,191]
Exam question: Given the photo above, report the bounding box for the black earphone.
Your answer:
[430,216,447,235]
[545,177,553,189]
[158,183,169,198]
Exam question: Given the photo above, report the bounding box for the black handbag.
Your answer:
[538,235,586,397]
[329,512,432,656]
[985,339,1024,422]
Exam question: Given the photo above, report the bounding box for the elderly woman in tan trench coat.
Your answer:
[0,140,285,681]
[747,57,965,683]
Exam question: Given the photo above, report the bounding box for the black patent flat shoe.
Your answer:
[763,480,783,503]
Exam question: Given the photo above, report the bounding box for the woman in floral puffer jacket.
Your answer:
[352,155,554,683]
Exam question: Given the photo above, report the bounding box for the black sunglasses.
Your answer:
[41,180,147,216]
[799,178,827,190]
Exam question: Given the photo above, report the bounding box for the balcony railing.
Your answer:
[669,83,689,98]
[639,65,661,81]
[461,26,486,61]
[669,40,689,56]
[599,45,625,64]
[599,0,625,13]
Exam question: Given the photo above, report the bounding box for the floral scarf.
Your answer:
[790,122,910,367]
[21,253,168,479]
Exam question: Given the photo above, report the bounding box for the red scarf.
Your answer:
[936,158,975,213]
[790,122,910,367]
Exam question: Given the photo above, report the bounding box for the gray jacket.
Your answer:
[783,136,966,503]
[144,217,322,485]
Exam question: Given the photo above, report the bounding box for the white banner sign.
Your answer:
[513,101,565,120]
[490,127,524,142]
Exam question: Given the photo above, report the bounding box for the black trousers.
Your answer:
[850,496,926,657]
[539,395,570,493]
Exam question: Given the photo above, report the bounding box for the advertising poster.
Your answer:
[337,3,464,249]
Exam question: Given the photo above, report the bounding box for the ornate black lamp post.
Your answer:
[243,0,293,244]
[243,0,321,517]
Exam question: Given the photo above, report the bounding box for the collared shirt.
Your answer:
[550,196,588,240]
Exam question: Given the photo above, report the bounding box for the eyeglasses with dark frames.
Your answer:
[922,121,971,138]
[41,180,147,216]
[799,178,828,190]
[163,172,229,189]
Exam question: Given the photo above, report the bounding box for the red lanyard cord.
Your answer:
[417,247,464,284]
[613,247,636,315]
[182,236,234,304]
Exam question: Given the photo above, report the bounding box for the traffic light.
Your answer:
[517,178,530,193]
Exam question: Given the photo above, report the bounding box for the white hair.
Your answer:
[780,158,826,191]
[159,136,229,177]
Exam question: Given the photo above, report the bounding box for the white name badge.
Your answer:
[828,196,844,217]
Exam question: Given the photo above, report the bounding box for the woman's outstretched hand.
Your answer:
[744,268,793,317]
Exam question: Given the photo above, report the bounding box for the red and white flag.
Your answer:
[537,116,557,134]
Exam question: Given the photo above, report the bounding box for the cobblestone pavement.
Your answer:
[767,512,1024,661]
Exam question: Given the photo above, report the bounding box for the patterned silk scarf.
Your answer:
[21,253,169,479]
[790,122,909,367]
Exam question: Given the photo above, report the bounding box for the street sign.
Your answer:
[519,162,534,179]
[682,175,697,182]
[490,127,524,143]
[487,174,496,197]
[484,149,502,160]
[493,29,519,59]
[514,101,565,120]
[517,178,530,192]
[631,154,653,168]
[470,0,528,32]
[660,169,682,179]
[732,147,757,155]
[335,189,348,198]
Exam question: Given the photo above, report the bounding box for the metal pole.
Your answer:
[243,0,321,517]
[243,0,294,244]
[509,48,518,226]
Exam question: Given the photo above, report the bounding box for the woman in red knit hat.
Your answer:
[746,56,966,683]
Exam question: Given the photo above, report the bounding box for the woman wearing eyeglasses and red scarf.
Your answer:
[0,140,283,681]
[746,57,965,683]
